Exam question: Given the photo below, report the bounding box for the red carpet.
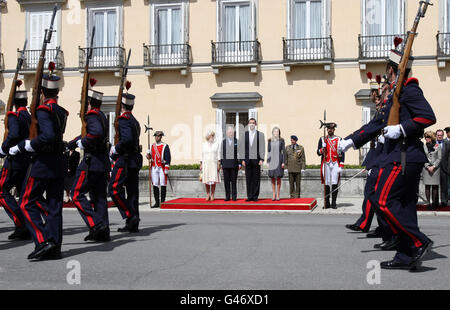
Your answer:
[160,198,317,211]
[416,205,450,212]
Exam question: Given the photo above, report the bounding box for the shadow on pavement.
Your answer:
[61,223,186,259]
[0,239,32,251]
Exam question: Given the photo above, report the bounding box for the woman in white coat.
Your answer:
[200,130,221,201]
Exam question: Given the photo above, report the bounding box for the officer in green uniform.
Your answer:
[285,135,306,198]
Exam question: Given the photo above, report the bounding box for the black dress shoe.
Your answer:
[345,224,363,232]
[410,240,433,268]
[93,225,110,242]
[28,241,56,260]
[232,198,237,201]
[224,198,230,202]
[245,199,252,202]
[41,246,62,260]
[117,225,130,233]
[84,229,95,241]
[374,236,400,251]
[380,259,413,270]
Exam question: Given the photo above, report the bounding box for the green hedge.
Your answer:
[142,164,363,170]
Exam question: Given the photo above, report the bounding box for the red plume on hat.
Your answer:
[366,72,373,81]
[16,80,23,88]
[48,61,56,74]
[125,81,131,92]
[90,78,97,88]
[375,75,382,85]
[394,36,403,49]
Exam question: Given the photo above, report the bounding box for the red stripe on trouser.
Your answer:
[374,168,398,234]
[19,177,45,244]
[0,197,21,227]
[0,168,8,192]
[378,167,400,235]
[359,169,384,229]
[72,171,95,227]
[112,168,131,218]
[379,166,423,248]
[359,200,372,229]
[35,201,48,217]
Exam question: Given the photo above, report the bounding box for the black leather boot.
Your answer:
[331,185,338,209]
[152,186,160,208]
[161,186,167,204]
[324,186,331,209]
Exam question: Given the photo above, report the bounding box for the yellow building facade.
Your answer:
[0,0,448,165]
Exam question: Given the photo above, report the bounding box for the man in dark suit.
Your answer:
[220,126,241,201]
[241,118,265,201]
[440,137,450,207]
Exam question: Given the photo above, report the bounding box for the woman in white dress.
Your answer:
[200,130,221,201]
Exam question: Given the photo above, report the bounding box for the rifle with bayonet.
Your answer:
[3,40,27,142]
[387,0,433,126]
[29,4,58,139]
[80,27,96,138]
[114,49,131,145]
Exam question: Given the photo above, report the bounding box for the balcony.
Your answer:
[143,43,192,76]
[18,48,64,74]
[79,46,125,73]
[282,37,333,72]
[437,32,450,68]
[211,40,261,74]
[358,34,406,70]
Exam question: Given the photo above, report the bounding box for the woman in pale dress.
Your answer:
[267,127,285,200]
[422,131,442,210]
[200,130,221,201]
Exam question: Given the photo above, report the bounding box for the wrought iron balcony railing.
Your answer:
[283,37,333,62]
[18,48,64,71]
[211,40,261,65]
[143,43,191,67]
[437,32,450,58]
[359,34,407,60]
[79,46,125,69]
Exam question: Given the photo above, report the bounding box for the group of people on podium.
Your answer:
[199,118,307,202]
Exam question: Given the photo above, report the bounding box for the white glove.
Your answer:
[338,139,354,153]
[383,125,403,140]
[0,147,5,156]
[337,167,343,174]
[76,139,84,150]
[147,149,151,155]
[367,169,372,176]
[9,145,20,156]
[377,135,385,144]
[25,140,35,153]
[110,145,117,156]
[301,169,305,174]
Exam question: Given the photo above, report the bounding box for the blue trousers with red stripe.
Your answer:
[19,176,64,247]
[0,164,27,229]
[368,163,430,260]
[108,166,140,220]
[355,169,378,231]
[71,169,109,229]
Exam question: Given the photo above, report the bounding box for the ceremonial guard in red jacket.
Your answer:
[317,123,345,209]
[147,131,171,208]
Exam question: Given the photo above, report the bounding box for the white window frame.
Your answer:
[287,0,330,60]
[287,0,330,39]
[150,1,189,65]
[86,1,123,66]
[361,0,405,36]
[217,0,257,62]
[216,103,256,142]
[25,5,62,49]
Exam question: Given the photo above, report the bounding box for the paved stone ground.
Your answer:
[0,204,448,290]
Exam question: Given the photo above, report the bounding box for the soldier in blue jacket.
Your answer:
[9,74,68,260]
[0,89,31,241]
[339,47,436,270]
[108,93,143,233]
[68,87,110,242]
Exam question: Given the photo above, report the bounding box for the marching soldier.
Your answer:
[0,88,31,241]
[108,93,143,233]
[146,131,171,208]
[68,86,110,242]
[339,42,436,270]
[317,123,344,209]
[9,74,68,260]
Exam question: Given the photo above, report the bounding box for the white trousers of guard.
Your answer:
[322,161,340,186]
[152,166,167,186]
